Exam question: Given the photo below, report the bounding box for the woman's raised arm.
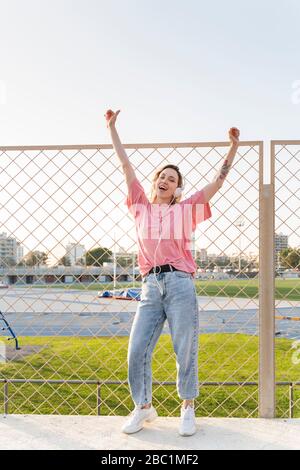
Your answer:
[202,127,240,202]
[105,109,136,187]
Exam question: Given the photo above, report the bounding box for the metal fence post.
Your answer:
[4,380,9,415]
[259,141,275,418]
[97,382,101,416]
[289,383,294,418]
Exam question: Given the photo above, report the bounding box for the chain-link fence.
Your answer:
[272,141,300,418]
[0,140,295,417]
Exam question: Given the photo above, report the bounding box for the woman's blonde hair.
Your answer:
[150,164,183,205]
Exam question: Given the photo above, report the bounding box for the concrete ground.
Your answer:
[0,415,300,450]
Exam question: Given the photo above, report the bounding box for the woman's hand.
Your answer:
[104,109,121,128]
[228,127,240,145]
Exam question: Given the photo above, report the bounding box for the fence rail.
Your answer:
[1,379,300,418]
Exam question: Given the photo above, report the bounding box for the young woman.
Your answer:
[105,109,240,436]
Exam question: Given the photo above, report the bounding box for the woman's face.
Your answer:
[155,168,179,202]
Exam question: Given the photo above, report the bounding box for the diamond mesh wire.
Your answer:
[272,142,300,418]
[0,142,262,416]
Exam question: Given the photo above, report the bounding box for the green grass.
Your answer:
[0,333,299,417]
[29,279,300,300]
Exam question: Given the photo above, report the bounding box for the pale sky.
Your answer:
[0,0,299,262]
[1,0,300,146]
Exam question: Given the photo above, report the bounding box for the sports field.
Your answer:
[30,278,300,301]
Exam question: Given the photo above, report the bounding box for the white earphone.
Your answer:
[153,176,185,295]
[174,186,183,198]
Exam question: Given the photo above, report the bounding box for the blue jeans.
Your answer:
[127,270,200,406]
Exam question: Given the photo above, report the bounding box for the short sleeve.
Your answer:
[125,177,149,218]
[180,189,212,231]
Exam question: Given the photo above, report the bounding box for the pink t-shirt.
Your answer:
[125,177,212,277]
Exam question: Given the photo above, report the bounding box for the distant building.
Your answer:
[65,242,86,265]
[198,249,208,263]
[275,232,289,267]
[0,232,24,267]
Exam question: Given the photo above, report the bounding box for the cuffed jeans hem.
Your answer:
[178,392,199,400]
[134,400,152,406]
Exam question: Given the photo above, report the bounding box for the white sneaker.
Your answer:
[121,405,158,434]
[179,405,197,436]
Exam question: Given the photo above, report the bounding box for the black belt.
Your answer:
[147,264,179,275]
